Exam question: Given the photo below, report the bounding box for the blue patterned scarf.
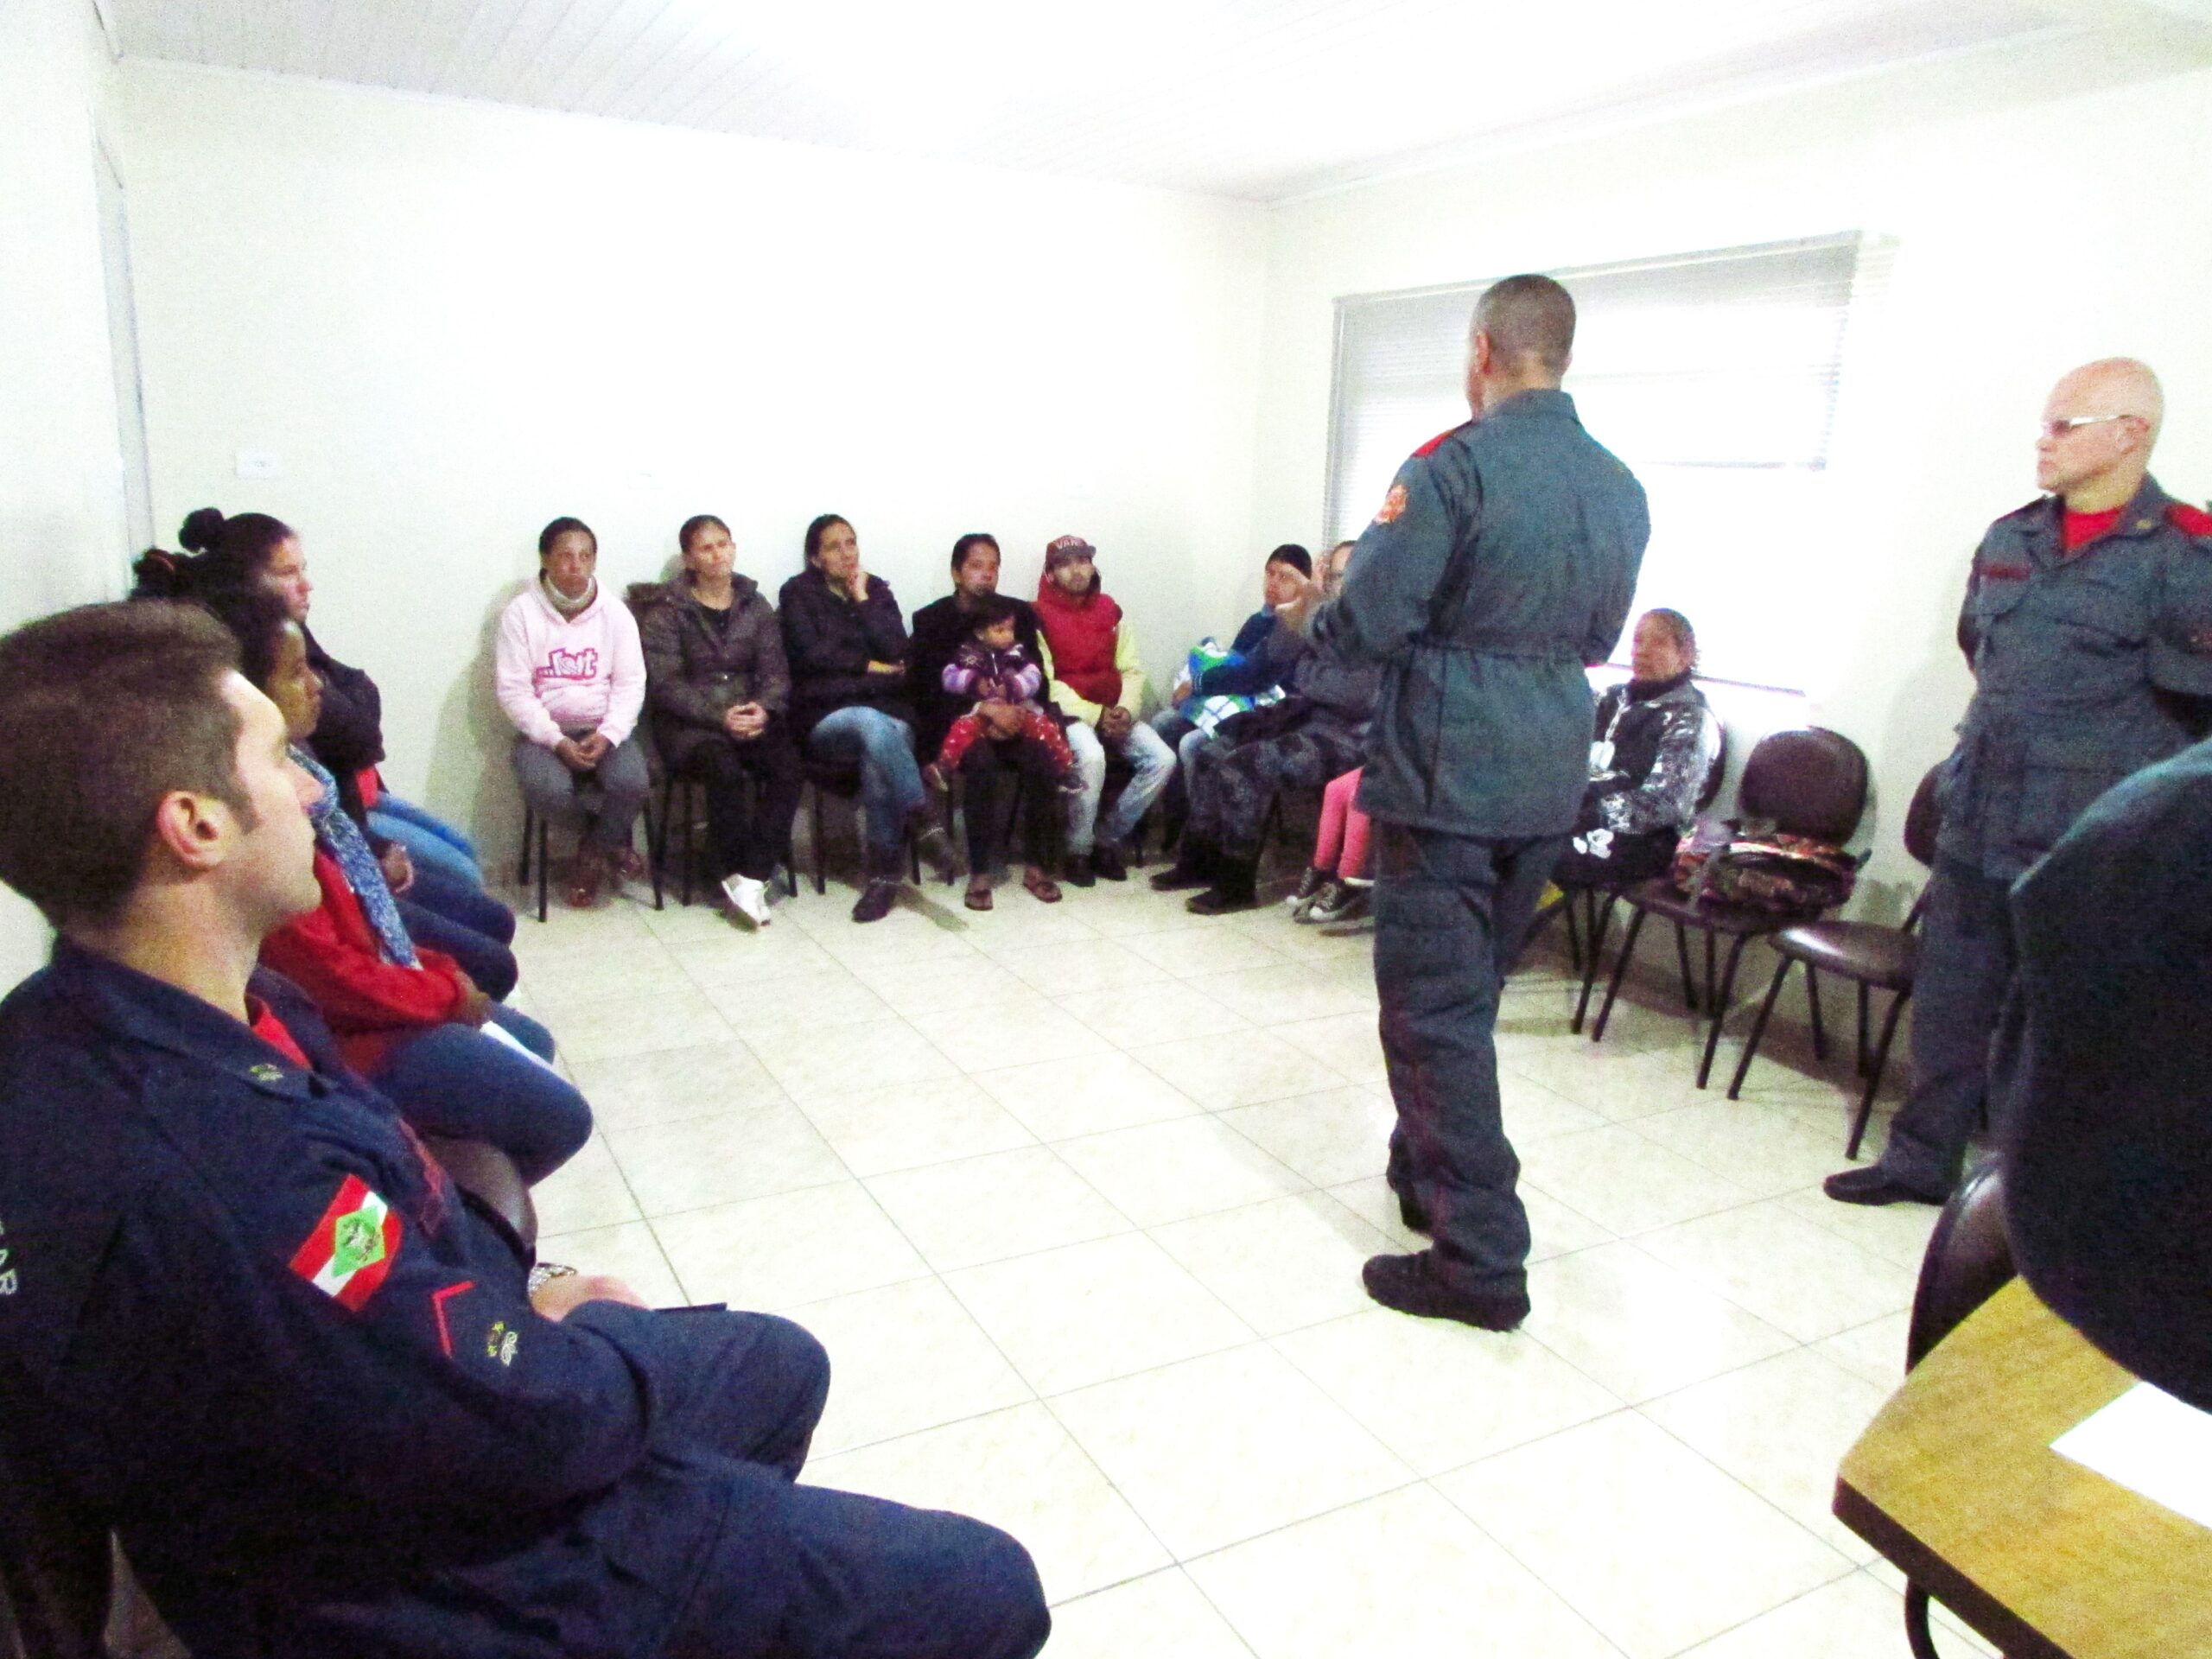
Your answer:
[291,744,420,968]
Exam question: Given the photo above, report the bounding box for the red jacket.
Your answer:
[260,849,468,1075]
[1033,576,1124,708]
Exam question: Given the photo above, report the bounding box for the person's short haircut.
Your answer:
[677,514,729,556]
[951,532,1001,573]
[969,594,1021,632]
[1265,543,1313,577]
[1475,274,1576,377]
[0,601,254,928]
[1643,607,1696,663]
[804,513,852,565]
[538,516,595,558]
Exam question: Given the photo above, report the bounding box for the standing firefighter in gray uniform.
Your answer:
[1281,275,1648,1330]
[1827,357,2212,1207]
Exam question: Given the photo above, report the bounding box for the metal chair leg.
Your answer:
[810,783,828,895]
[1590,906,1648,1044]
[1702,926,1719,1016]
[652,779,671,910]
[1674,920,1698,1010]
[1562,893,1584,973]
[1727,951,1794,1099]
[1571,894,1617,1034]
[1696,933,1753,1088]
[1904,1586,1944,1659]
[518,806,534,886]
[679,776,696,907]
[1847,989,1911,1158]
[534,816,548,924]
[1855,981,1871,1077]
[1804,963,1827,1060]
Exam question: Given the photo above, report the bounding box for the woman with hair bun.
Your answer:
[138,507,505,917]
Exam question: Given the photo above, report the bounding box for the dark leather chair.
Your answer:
[800,759,920,894]
[1,1140,535,1658]
[1587,727,1869,1087]
[1726,765,1942,1151]
[1561,725,1731,1030]
[1894,1158,2016,1659]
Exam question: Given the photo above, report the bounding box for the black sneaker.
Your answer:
[1362,1252,1529,1331]
[1186,879,1260,916]
[1065,854,1096,888]
[1822,1166,1948,1207]
[1151,849,1215,891]
[1285,866,1329,911]
[1306,880,1372,925]
[851,878,900,924]
[1092,842,1129,882]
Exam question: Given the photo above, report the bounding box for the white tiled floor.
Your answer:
[515,863,1993,1658]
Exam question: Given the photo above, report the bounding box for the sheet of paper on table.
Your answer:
[2051,1382,2212,1534]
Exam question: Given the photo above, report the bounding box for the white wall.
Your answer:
[116,62,1268,855]
[1252,67,2212,912]
[0,0,128,984]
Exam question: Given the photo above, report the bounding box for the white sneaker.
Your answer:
[721,872,772,927]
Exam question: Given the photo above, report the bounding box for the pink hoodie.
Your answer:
[494,578,646,748]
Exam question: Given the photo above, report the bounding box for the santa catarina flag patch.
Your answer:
[289,1176,401,1312]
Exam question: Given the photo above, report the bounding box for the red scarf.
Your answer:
[1033,576,1124,707]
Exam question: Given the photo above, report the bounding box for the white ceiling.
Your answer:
[105,0,2212,200]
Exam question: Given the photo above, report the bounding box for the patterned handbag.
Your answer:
[1671,820,1859,914]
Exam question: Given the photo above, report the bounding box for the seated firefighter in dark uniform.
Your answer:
[0,601,1049,1659]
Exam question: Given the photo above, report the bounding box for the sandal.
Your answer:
[1021,868,1062,905]
[565,850,604,909]
[963,880,994,912]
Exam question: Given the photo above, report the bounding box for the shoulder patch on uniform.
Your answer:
[1411,423,1467,460]
[289,1175,401,1312]
[2166,502,2212,538]
[1373,482,1409,525]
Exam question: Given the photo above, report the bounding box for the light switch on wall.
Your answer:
[235,448,282,479]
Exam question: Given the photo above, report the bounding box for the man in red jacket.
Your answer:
[1033,535,1177,884]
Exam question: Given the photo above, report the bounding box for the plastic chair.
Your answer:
[1587,728,1869,1087]
[1727,765,1944,1152]
[1897,1158,2016,1658]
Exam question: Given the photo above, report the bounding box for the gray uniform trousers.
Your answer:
[1376,822,1567,1298]
[1874,855,2018,1193]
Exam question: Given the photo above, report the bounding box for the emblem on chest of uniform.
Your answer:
[248,1063,284,1086]
[485,1319,519,1366]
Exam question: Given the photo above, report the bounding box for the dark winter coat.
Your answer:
[639,575,791,772]
[776,566,913,741]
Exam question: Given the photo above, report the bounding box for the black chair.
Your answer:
[1726,765,1944,1153]
[1561,725,1731,1031]
[517,794,660,925]
[2,1140,535,1659]
[1587,728,1869,1087]
[1896,1158,2016,1659]
[652,768,798,909]
[800,760,920,895]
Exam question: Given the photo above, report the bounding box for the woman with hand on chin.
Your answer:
[640,514,801,928]
[779,513,952,922]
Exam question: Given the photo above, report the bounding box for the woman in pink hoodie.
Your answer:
[495,516,649,906]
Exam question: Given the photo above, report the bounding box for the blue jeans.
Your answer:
[806,706,924,875]
[1064,719,1176,855]
[369,1007,590,1185]
[658,1315,1048,1659]
[370,793,486,888]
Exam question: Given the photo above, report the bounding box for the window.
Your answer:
[1325,233,1882,690]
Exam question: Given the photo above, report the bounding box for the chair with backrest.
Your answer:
[1894,1158,2017,1658]
[799,760,920,894]
[1560,722,1731,1030]
[1726,763,1944,1151]
[2,1139,535,1659]
[1587,727,1869,1087]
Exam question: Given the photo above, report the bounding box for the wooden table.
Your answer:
[1834,1278,2212,1658]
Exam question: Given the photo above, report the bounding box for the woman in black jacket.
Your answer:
[778,514,948,922]
[1554,608,1720,886]
[642,515,801,928]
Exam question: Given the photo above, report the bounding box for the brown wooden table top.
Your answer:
[1834,1277,2212,1659]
